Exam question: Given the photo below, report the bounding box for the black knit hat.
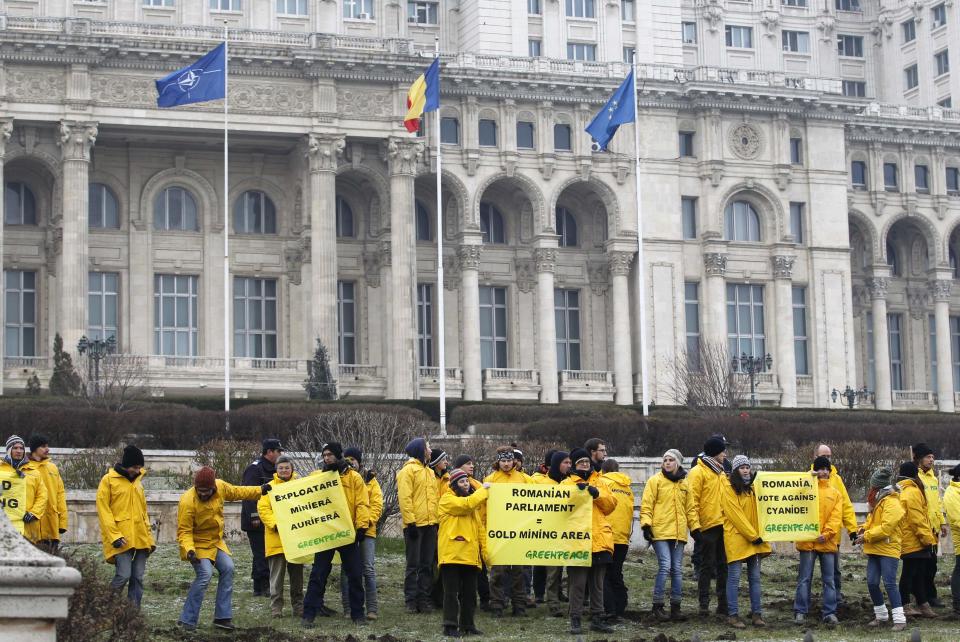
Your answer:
[343,446,362,464]
[912,443,934,460]
[948,463,960,478]
[570,448,590,466]
[27,434,49,452]
[121,444,145,468]
[898,461,919,479]
[453,454,473,468]
[322,442,343,459]
[703,437,726,457]
[429,450,448,468]
[812,456,831,471]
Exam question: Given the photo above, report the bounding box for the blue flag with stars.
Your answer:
[155,43,226,108]
[585,70,635,151]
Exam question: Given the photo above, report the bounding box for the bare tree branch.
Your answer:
[76,354,149,412]
[666,339,748,417]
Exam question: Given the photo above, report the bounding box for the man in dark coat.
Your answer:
[242,438,283,597]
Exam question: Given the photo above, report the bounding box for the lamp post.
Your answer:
[77,335,116,397]
[733,352,772,408]
[831,385,873,410]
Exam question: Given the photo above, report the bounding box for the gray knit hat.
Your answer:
[663,449,684,465]
[730,454,750,471]
[870,467,893,489]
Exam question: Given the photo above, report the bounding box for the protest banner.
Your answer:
[754,471,820,542]
[0,469,26,535]
[486,483,593,566]
[268,470,355,563]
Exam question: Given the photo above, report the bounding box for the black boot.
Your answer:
[670,602,686,622]
[652,603,669,621]
[590,618,614,633]
[442,624,462,638]
[569,616,582,634]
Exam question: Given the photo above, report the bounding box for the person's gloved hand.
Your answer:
[404,525,419,541]
[112,537,126,549]
[587,485,599,499]
[690,529,701,543]
[187,550,197,563]
[576,482,588,491]
[752,537,764,545]
[260,483,272,496]
[849,532,858,545]
[641,525,653,542]
[22,512,37,524]
[59,528,67,535]
[356,529,366,544]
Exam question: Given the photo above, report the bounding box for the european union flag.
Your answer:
[155,43,226,108]
[585,70,636,151]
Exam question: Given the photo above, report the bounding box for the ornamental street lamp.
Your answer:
[77,335,116,398]
[831,385,873,410]
[733,352,772,408]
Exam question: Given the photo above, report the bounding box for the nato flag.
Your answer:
[585,70,636,151]
[155,43,226,108]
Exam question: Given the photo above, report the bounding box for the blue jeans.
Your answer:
[341,536,379,614]
[794,551,837,617]
[110,549,149,607]
[652,540,684,604]
[726,555,762,617]
[867,554,902,609]
[179,550,235,626]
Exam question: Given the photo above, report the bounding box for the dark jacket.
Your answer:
[241,456,276,531]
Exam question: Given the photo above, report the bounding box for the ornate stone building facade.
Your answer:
[2,0,960,411]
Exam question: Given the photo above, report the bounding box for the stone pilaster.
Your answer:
[534,244,558,404]
[771,255,797,407]
[0,118,11,396]
[702,252,728,350]
[459,244,483,401]
[867,276,892,410]
[608,250,634,405]
[928,277,954,412]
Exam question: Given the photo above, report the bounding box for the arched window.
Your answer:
[951,248,959,279]
[234,190,276,234]
[89,183,119,229]
[336,196,354,238]
[5,182,36,225]
[153,186,198,231]
[415,200,431,241]
[556,206,578,247]
[724,200,761,242]
[480,202,505,244]
[887,240,901,277]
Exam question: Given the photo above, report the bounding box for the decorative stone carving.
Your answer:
[534,248,557,273]
[58,121,98,161]
[336,87,392,118]
[815,9,837,42]
[231,82,309,114]
[457,244,482,271]
[608,251,634,276]
[387,137,424,176]
[363,250,382,287]
[928,279,953,301]
[728,123,763,160]
[91,75,155,107]
[515,258,536,292]
[378,240,392,267]
[907,289,929,318]
[588,260,609,295]
[771,255,795,279]
[284,244,304,286]
[442,254,460,289]
[866,277,889,300]
[760,10,780,38]
[306,133,345,172]
[698,0,724,32]
[0,119,13,158]
[7,67,65,103]
[872,10,895,42]
[45,227,63,276]
[703,252,728,276]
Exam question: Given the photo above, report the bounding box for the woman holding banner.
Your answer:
[896,461,938,618]
[341,447,383,621]
[719,455,770,630]
[257,455,303,618]
[855,467,907,630]
[483,446,530,617]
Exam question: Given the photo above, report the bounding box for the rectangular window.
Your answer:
[951,316,960,391]
[528,0,541,14]
[782,30,810,53]
[727,283,766,367]
[555,289,581,371]
[4,270,36,357]
[681,197,697,240]
[528,39,542,57]
[210,0,240,10]
[440,117,459,144]
[517,121,535,149]
[417,283,433,367]
[932,3,947,28]
[479,119,497,147]
[884,162,899,190]
[479,286,508,369]
[837,34,864,57]
[679,131,695,157]
[782,0,807,6]
[790,201,805,244]
[851,160,867,187]
[936,49,950,76]
[554,124,572,151]
[565,0,595,18]
[939,96,953,108]
[685,282,701,371]
[947,166,960,193]
[903,18,916,43]
[566,43,597,61]
[153,274,198,357]
[407,1,438,24]
[725,25,753,48]
[88,272,119,342]
[793,287,809,375]
[621,0,635,21]
[905,64,919,90]
[866,311,875,391]
[843,80,867,97]
[682,22,697,44]
[888,313,904,390]
[143,0,174,6]
[931,314,938,390]
[280,0,309,15]
[623,46,635,63]
[915,164,930,192]
[790,137,803,164]
[337,281,356,364]
[233,277,277,359]
[835,0,860,11]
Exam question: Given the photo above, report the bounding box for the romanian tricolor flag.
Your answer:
[403,58,440,133]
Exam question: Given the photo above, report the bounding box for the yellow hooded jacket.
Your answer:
[918,466,945,532]
[639,471,696,543]
[95,467,154,563]
[429,471,449,525]
[483,468,529,484]
[720,481,772,563]
[438,487,489,568]
[177,479,262,562]
[796,478,843,553]
[861,488,904,558]
[365,475,384,537]
[808,464,858,535]
[310,467,371,530]
[943,480,960,555]
[257,471,299,558]
[602,471,635,545]
[561,470,617,555]
[687,458,725,532]
[898,478,937,556]
[24,458,67,542]
[397,458,436,527]
[2,460,48,544]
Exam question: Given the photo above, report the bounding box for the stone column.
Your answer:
[703,252,728,349]
[772,255,797,407]
[0,118,12,397]
[534,245,559,404]
[929,277,955,412]
[609,251,634,405]
[306,133,344,373]
[868,276,892,410]
[386,137,423,399]
[57,121,97,350]
[459,244,483,400]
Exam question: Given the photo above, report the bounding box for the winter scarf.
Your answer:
[662,466,686,482]
[700,455,724,475]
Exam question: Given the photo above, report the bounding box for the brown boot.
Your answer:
[891,622,907,631]
[271,606,282,617]
[751,613,766,627]
[919,603,939,618]
[903,604,921,617]
[727,615,746,629]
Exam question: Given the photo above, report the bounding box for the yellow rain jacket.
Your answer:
[918,467,945,532]
[943,480,960,555]
[429,471,449,525]
[687,458,724,532]
[365,475,384,537]
[95,467,154,563]
[809,464,858,535]
[397,458,435,527]
[720,481,771,563]
[603,471,636,545]
[483,468,529,484]
[797,478,843,553]
[257,472,299,558]
[310,468,371,530]
[898,478,937,556]
[177,479,262,562]
[861,488,904,558]
[438,487,489,568]
[3,460,48,544]
[561,471,617,555]
[25,458,67,542]
[639,471,696,543]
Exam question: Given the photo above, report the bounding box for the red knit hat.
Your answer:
[194,466,216,489]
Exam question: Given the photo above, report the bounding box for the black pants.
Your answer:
[925,549,939,603]
[899,556,929,606]
[441,564,478,630]
[303,541,364,620]
[533,566,546,600]
[951,554,960,613]
[604,544,629,616]
[37,539,60,555]
[697,525,728,610]
[477,562,490,604]
[246,528,269,593]
[489,565,526,610]
[403,525,437,609]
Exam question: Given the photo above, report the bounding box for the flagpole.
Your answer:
[631,53,649,417]
[433,38,447,435]
[223,23,231,417]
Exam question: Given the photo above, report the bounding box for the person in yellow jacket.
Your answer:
[340,447,383,620]
[687,436,728,616]
[397,437,436,613]
[854,467,907,630]
[639,449,696,622]
[95,444,153,607]
[561,447,617,635]
[451,454,493,611]
[943,463,960,619]
[437,468,491,638]
[720,455,771,629]
[913,442,947,608]
[257,456,302,618]
[483,445,530,617]
[601,459,634,621]
[895,461,938,619]
[812,444,859,604]
[793,456,843,626]
[177,466,270,632]
[1,435,47,545]
[25,435,66,554]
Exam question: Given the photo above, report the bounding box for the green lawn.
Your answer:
[65,539,959,641]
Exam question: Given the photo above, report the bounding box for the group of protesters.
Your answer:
[3,430,960,637]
